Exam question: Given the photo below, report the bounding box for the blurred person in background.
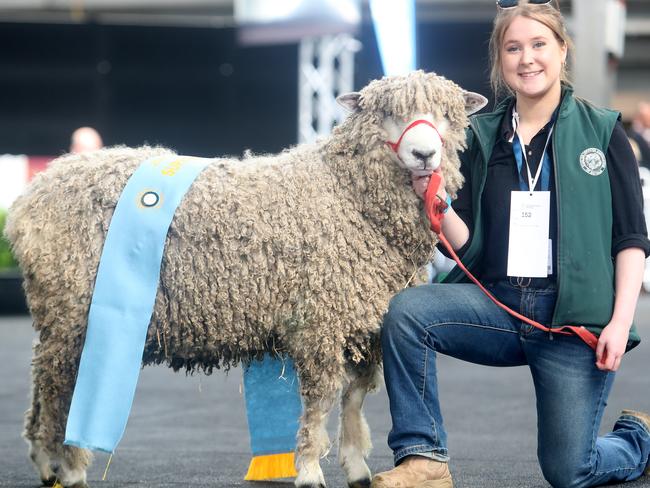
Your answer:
[628,102,650,167]
[70,126,103,154]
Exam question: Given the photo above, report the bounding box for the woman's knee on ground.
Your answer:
[539,453,591,488]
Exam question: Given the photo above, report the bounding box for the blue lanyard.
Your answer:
[511,107,557,192]
[512,135,552,192]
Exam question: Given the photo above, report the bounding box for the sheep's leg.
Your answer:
[25,341,92,488]
[292,352,345,488]
[294,388,337,488]
[25,376,57,486]
[338,365,381,488]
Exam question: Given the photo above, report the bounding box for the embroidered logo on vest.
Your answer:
[579,148,606,176]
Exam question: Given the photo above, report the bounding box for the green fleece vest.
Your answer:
[445,86,640,348]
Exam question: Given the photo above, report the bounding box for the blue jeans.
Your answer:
[381,281,650,488]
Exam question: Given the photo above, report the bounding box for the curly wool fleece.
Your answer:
[6,71,469,412]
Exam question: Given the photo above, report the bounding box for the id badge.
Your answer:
[507,191,551,278]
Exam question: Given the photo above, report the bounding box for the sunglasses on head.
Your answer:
[496,0,552,8]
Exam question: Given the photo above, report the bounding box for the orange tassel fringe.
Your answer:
[244,452,297,480]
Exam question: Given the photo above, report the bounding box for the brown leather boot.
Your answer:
[370,456,453,488]
[620,410,650,475]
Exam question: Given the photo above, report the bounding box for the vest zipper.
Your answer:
[550,122,560,329]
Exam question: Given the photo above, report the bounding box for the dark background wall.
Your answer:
[0,20,492,158]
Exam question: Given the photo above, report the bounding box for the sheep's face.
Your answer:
[381,112,447,176]
[337,71,487,178]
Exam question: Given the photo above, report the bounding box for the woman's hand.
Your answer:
[411,168,446,201]
[412,168,469,250]
[595,321,630,372]
[595,247,645,372]
[411,174,430,200]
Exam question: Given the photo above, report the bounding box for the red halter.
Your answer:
[386,119,445,153]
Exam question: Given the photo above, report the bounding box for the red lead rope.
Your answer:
[423,172,599,351]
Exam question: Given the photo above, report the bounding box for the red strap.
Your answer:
[387,119,445,153]
[423,174,598,351]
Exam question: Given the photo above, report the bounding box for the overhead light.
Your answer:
[369,0,416,75]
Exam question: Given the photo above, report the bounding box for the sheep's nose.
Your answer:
[412,149,435,163]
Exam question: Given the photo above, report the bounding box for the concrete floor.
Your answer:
[1,298,649,488]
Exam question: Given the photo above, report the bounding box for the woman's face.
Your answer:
[500,15,567,102]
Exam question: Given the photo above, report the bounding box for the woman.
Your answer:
[372,1,650,487]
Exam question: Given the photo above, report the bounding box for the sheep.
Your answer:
[5,70,487,488]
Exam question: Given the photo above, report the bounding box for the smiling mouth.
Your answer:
[519,70,543,78]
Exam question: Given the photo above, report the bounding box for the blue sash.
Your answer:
[243,354,302,480]
[65,155,212,453]
[65,154,303,481]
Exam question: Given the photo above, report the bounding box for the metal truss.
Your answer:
[298,34,361,143]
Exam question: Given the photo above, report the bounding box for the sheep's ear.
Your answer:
[337,92,362,112]
[463,91,488,115]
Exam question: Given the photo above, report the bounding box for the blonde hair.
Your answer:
[489,0,573,98]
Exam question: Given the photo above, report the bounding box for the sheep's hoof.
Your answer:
[65,482,88,488]
[50,482,88,488]
[348,478,371,488]
[41,476,57,487]
[296,484,326,488]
